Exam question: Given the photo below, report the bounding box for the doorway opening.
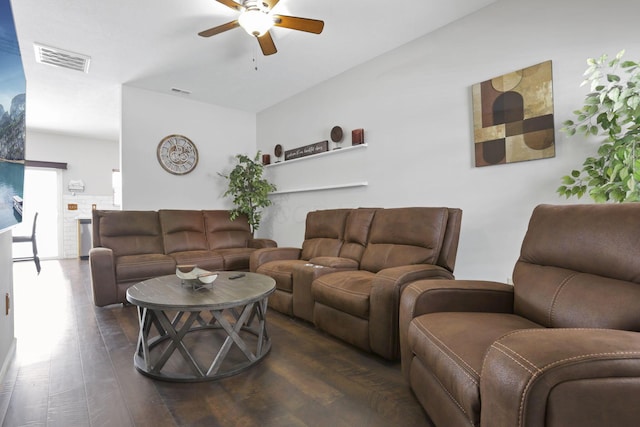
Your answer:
[12,167,61,259]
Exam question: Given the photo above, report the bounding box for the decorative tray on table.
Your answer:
[176,265,218,290]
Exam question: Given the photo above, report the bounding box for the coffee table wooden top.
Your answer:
[126,271,276,311]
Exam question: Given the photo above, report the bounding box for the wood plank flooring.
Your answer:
[1,260,433,427]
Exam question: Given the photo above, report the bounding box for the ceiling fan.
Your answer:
[198,0,324,56]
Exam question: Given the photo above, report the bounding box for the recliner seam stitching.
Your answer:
[491,341,539,373]
[418,354,478,427]
[547,272,579,326]
[498,344,640,427]
[487,344,538,376]
[416,322,480,382]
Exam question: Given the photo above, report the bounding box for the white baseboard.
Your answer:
[0,338,16,383]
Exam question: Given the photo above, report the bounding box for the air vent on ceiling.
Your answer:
[34,43,91,73]
[171,87,192,95]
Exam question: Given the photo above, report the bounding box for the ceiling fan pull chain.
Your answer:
[252,43,259,71]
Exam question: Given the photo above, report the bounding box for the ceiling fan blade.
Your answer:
[215,0,244,11]
[273,15,324,34]
[263,0,280,9]
[257,32,277,56]
[198,20,240,37]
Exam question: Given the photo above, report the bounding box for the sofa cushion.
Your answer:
[97,211,165,257]
[257,259,309,293]
[408,312,542,426]
[203,210,252,250]
[519,204,640,283]
[215,247,256,271]
[168,250,224,271]
[514,203,640,328]
[304,209,350,240]
[300,209,350,260]
[312,270,375,319]
[338,208,377,262]
[360,207,448,273]
[514,265,640,330]
[115,253,176,283]
[437,208,463,272]
[159,210,208,254]
[301,238,344,261]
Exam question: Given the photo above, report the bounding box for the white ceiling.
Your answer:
[11,0,495,141]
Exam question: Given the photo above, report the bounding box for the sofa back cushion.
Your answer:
[203,210,252,250]
[514,203,640,330]
[300,209,350,260]
[436,208,463,273]
[159,210,207,254]
[338,208,378,263]
[360,207,449,273]
[93,210,164,257]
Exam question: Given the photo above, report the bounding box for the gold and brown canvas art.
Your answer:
[472,60,555,167]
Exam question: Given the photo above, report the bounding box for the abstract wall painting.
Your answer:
[472,61,555,167]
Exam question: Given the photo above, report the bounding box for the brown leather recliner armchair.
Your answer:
[400,203,640,427]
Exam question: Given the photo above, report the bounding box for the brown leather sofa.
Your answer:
[90,209,276,307]
[252,206,462,360]
[250,208,375,319]
[400,203,640,427]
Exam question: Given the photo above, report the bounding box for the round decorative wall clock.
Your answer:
[157,134,199,175]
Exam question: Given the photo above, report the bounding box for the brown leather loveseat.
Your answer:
[252,206,462,360]
[90,209,275,307]
[400,203,640,426]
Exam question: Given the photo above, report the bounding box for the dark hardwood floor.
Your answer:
[0,259,432,427]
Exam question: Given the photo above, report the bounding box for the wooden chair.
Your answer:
[13,212,41,274]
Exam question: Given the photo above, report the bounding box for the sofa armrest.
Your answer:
[248,238,277,249]
[369,264,456,360]
[89,247,118,307]
[401,279,514,319]
[249,247,302,272]
[481,328,640,427]
[399,279,514,378]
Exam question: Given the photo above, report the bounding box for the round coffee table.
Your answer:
[126,271,275,382]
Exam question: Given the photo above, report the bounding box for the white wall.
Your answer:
[0,231,15,381]
[120,86,256,211]
[26,130,118,196]
[257,0,640,282]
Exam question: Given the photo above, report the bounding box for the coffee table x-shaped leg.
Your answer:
[134,297,271,381]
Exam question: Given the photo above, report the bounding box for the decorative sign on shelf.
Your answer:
[284,140,329,161]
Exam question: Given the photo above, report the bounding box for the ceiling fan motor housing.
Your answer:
[242,0,270,12]
[238,0,274,36]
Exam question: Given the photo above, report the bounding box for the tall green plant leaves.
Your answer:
[219,152,276,233]
[558,50,640,202]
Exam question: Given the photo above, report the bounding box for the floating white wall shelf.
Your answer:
[265,143,367,167]
[269,181,368,195]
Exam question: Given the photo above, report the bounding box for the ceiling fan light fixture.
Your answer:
[238,9,273,37]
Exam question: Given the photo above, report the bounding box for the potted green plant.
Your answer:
[557,50,640,202]
[219,152,277,234]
